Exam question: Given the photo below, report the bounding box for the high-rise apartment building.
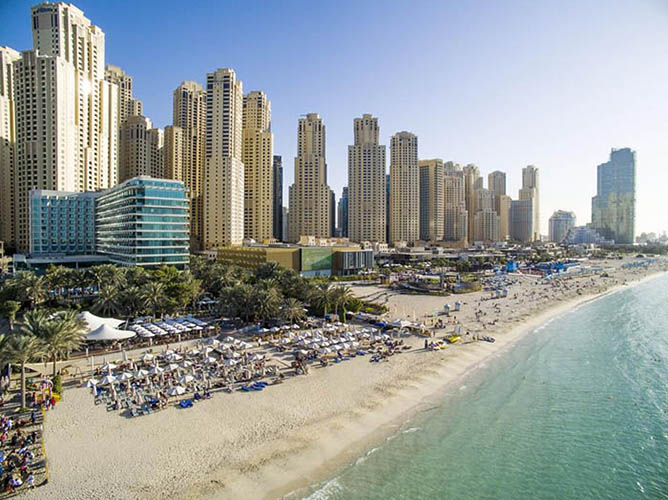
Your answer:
[347,114,386,243]
[0,46,20,251]
[488,171,506,196]
[591,148,636,244]
[510,199,534,243]
[288,113,331,242]
[337,186,349,238]
[389,132,419,245]
[12,3,117,251]
[119,115,164,181]
[497,194,512,241]
[519,165,540,241]
[330,189,336,237]
[242,91,273,242]
[272,155,283,241]
[463,164,481,243]
[170,81,206,250]
[418,159,444,242]
[203,68,244,247]
[443,162,468,243]
[549,210,576,243]
[473,188,500,242]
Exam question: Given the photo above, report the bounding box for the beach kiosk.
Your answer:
[454,301,462,311]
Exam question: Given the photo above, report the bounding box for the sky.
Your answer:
[2,0,666,235]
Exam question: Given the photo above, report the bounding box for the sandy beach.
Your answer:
[23,257,668,500]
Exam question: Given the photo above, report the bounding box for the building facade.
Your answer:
[473,188,499,242]
[171,81,206,250]
[418,159,444,242]
[288,113,331,242]
[96,177,189,267]
[337,186,349,238]
[389,131,419,245]
[0,46,20,251]
[519,165,540,241]
[591,148,636,244]
[203,68,244,247]
[443,162,468,243]
[272,155,283,241]
[463,164,481,244]
[549,210,576,243]
[347,114,386,243]
[119,115,164,181]
[510,199,534,243]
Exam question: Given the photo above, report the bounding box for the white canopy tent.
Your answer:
[78,311,124,332]
[86,324,136,342]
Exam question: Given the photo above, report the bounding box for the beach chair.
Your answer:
[131,408,139,417]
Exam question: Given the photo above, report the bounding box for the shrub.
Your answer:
[53,374,63,395]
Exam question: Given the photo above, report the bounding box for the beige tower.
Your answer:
[13,3,116,251]
[170,81,206,250]
[418,159,444,241]
[288,113,331,242]
[497,194,512,241]
[348,114,386,243]
[0,47,20,251]
[119,116,164,181]
[389,132,419,245]
[463,164,481,244]
[242,91,273,242]
[104,65,143,124]
[519,165,540,241]
[488,171,506,196]
[164,126,184,180]
[443,162,468,243]
[474,188,500,242]
[203,68,244,248]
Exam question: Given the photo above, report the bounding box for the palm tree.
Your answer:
[0,334,45,409]
[92,285,122,317]
[21,310,86,377]
[12,272,48,308]
[281,298,306,324]
[140,281,166,318]
[120,286,143,318]
[310,282,335,318]
[88,264,126,292]
[332,286,354,322]
[0,300,21,332]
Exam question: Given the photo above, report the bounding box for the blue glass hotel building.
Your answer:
[22,177,189,270]
[96,177,189,267]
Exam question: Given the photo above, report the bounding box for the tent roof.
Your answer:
[86,324,135,342]
[78,311,124,332]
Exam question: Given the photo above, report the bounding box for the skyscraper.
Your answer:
[272,155,283,241]
[0,46,20,251]
[12,3,117,251]
[463,164,481,243]
[488,170,509,240]
[288,113,331,242]
[443,162,468,243]
[473,188,500,242]
[389,132,419,245]
[348,114,386,243]
[330,189,336,237]
[337,186,349,238]
[242,90,273,242]
[119,116,164,181]
[488,171,506,196]
[418,159,444,242]
[519,165,540,241]
[549,210,576,243]
[591,148,636,244]
[510,199,534,243]
[203,68,244,247]
[170,81,207,250]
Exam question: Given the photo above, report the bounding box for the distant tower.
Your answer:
[549,210,576,243]
[519,165,540,241]
[337,186,349,238]
[443,162,468,243]
[272,155,283,241]
[591,148,636,244]
[463,165,481,244]
[119,116,164,181]
[389,132,419,245]
[418,159,445,241]
[348,114,386,243]
[288,113,331,242]
[203,68,244,247]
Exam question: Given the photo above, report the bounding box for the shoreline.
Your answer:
[262,269,668,500]
[25,261,667,500]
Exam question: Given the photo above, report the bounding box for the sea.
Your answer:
[298,273,668,500]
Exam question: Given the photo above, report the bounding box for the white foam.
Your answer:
[303,477,343,500]
[402,427,421,434]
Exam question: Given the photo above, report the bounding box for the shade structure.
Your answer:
[167,386,186,396]
[134,369,149,378]
[98,375,117,386]
[179,375,195,384]
[86,378,99,388]
[78,311,124,332]
[86,324,136,342]
[139,353,154,362]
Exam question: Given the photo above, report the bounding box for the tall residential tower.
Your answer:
[389,132,419,245]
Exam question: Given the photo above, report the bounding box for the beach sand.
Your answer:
[24,258,668,500]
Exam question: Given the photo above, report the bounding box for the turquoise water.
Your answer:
[300,274,668,500]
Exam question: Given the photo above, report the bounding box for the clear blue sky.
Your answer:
[2,0,666,235]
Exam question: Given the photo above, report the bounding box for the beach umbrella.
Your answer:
[99,375,117,386]
[189,349,201,356]
[250,354,264,361]
[205,338,221,346]
[223,336,235,342]
[150,365,164,375]
[166,386,186,396]
[223,359,237,367]
[134,369,149,378]
[167,353,183,362]
[101,362,117,372]
[203,356,218,364]
[167,363,179,372]
[119,372,133,381]
[180,361,193,368]
[86,378,99,388]
[86,324,135,342]
[202,347,214,355]
[179,375,195,384]
[139,353,153,362]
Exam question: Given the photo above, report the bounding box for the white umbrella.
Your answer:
[223,359,237,366]
[119,372,133,381]
[179,375,195,384]
[139,353,153,362]
[202,347,214,355]
[86,378,99,388]
[180,361,193,368]
[167,363,179,372]
[101,362,116,372]
[150,365,164,375]
[78,311,124,331]
[167,354,183,362]
[99,375,117,386]
[134,369,149,378]
[223,336,235,342]
[204,356,218,364]
[205,338,220,346]
[166,386,186,396]
[250,354,264,361]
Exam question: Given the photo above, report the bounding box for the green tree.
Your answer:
[0,300,21,332]
[12,272,48,308]
[309,282,335,317]
[0,333,45,409]
[332,285,355,322]
[92,285,122,317]
[140,281,166,318]
[88,264,126,291]
[281,297,306,324]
